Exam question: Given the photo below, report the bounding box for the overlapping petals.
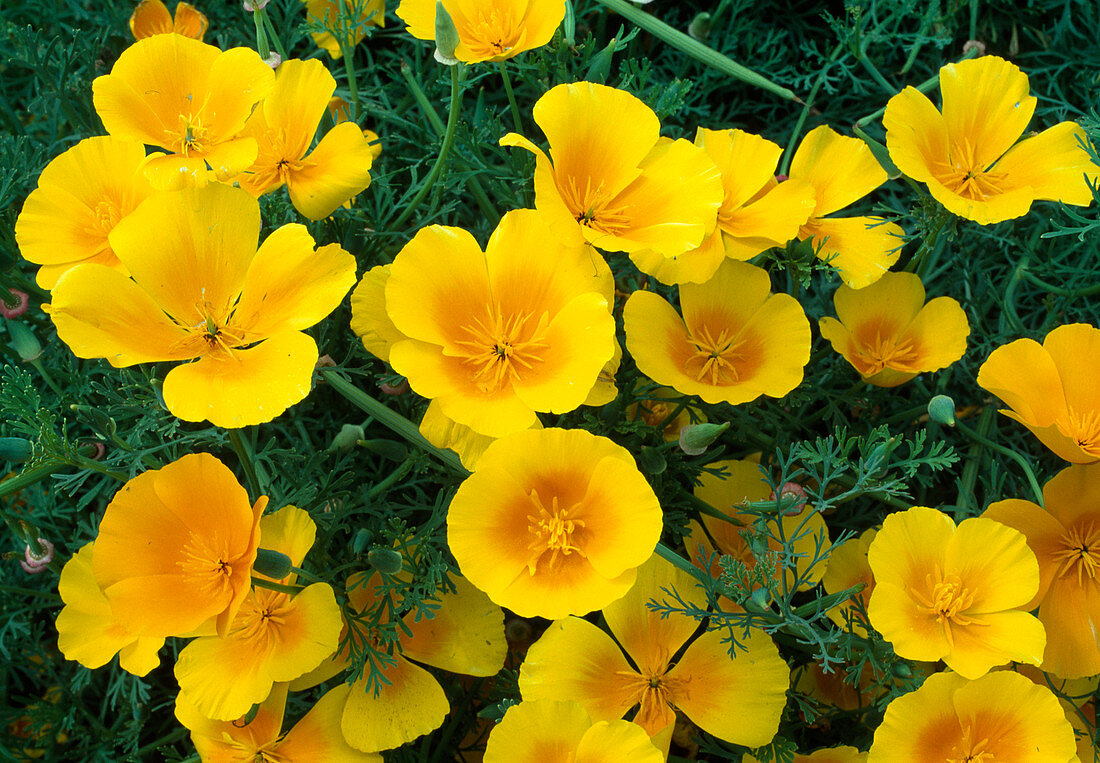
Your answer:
[130,0,208,40]
[397,0,563,63]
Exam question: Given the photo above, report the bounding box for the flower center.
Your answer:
[1063,407,1100,457]
[232,589,292,652]
[684,325,746,385]
[853,325,919,374]
[176,113,209,156]
[912,566,987,648]
[558,175,632,237]
[939,138,1007,200]
[178,530,236,599]
[525,488,586,574]
[1052,521,1100,585]
[947,725,994,763]
[454,305,550,393]
[465,6,518,57]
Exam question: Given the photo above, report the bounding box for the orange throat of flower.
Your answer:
[684,324,752,386]
[559,175,632,238]
[454,305,550,394]
[911,565,986,649]
[1052,521,1100,586]
[524,488,587,574]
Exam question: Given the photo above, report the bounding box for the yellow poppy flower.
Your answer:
[519,555,789,751]
[884,55,1099,225]
[92,34,275,188]
[747,748,867,763]
[821,528,877,636]
[447,428,663,619]
[305,0,385,59]
[983,464,1100,678]
[977,323,1100,464]
[789,126,905,288]
[868,671,1077,763]
[55,543,164,677]
[501,82,723,256]
[818,271,970,387]
[91,453,265,639]
[624,260,811,406]
[396,0,563,63]
[631,128,817,285]
[867,506,1045,680]
[14,136,156,289]
[239,58,374,220]
[48,184,357,428]
[130,0,208,40]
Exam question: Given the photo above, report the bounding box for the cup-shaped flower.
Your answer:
[821,528,877,637]
[977,323,1100,463]
[55,543,164,677]
[630,128,817,285]
[788,126,904,288]
[884,55,1099,225]
[92,453,265,639]
[500,82,723,256]
[868,671,1077,763]
[397,0,563,63]
[983,464,1100,678]
[15,136,156,288]
[447,428,662,619]
[130,0,208,40]
[48,184,357,428]
[624,260,811,406]
[305,0,385,59]
[519,555,789,750]
[238,58,374,220]
[818,272,970,388]
[867,506,1045,679]
[92,35,275,188]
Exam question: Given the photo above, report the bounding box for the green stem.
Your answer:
[252,576,305,595]
[290,566,325,584]
[780,42,844,176]
[904,208,951,275]
[498,61,524,133]
[252,6,270,59]
[853,45,981,129]
[954,419,1044,506]
[1019,268,1100,297]
[28,359,64,397]
[1001,257,1029,334]
[368,459,415,499]
[228,429,263,498]
[134,728,188,759]
[339,16,361,120]
[260,6,288,61]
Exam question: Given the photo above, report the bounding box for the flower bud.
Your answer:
[637,446,666,475]
[352,528,373,555]
[892,661,913,679]
[360,439,409,462]
[6,320,41,362]
[21,537,54,574]
[1,289,29,319]
[331,424,366,453]
[927,394,956,427]
[368,547,404,575]
[252,548,293,579]
[688,12,711,40]
[433,1,460,65]
[0,437,33,463]
[379,379,409,396]
[678,421,730,456]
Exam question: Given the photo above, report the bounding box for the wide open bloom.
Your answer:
[519,555,789,751]
[305,0,385,59]
[818,271,969,387]
[501,82,722,256]
[984,463,1100,677]
[397,0,563,62]
[447,428,662,619]
[130,0,208,40]
[92,453,265,639]
[789,125,904,288]
[867,506,1045,679]
[92,34,275,188]
[884,55,1099,225]
[624,259,811,406]
[631,128,817,285]
[977,323,1100,463]
[14,136,156,288]
[868,670,1077,763]
[238,58,374,220]
[48,184,357,428]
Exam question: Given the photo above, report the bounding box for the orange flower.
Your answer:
[396,0,563,63]
[130,0,208,40]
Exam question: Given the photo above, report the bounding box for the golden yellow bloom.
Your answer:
[397,0,563,63]
[747,748,867,763]
[92,34,274,188]
[789,126,905,288]
[448,428,662,619]
[818,272,969,387]
[305,0,385,59]
[821,528,877,637]
[885,55,1099,225]
[130,0,208,40]
[867,506,1045,679]
[868,671,1077,763]
[977,323,1100,463]
[501,82,722,256]
[14,137,156,288]
[624,260,811,406]
[92,453,265,639]
[48,184,357,428]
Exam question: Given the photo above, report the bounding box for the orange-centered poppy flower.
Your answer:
[48,184,357,428]
[397,0,563,63]
[130,0,208,40]
[884,55,1099,225]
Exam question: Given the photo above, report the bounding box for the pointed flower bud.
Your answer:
[433,1,460,65]
[927,394,956,426]
[368,547,404,575]
[331,424,366,453]
[678,421,730,456]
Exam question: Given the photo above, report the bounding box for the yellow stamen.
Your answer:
[684,324,745,385]
[525,488,586,574]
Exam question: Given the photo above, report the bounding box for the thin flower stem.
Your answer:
[290,566,325,585]
[133,728,188,759]
[252,576,305,595]
[259,7,288,61]
[904,208,951,276]
[228,429,263,498]
[1019,268,1100,297]
[780,41,844,176]
[497,61,524,133]
[252,6,270,59]
[953,419,1044,507]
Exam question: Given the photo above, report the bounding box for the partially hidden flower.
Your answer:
[305,0,385,59]
[447,428,662,619]
[818,271,969,387]
[48,184,357,428]
[396,0,564,63]
[626,383,704,442]
[130,0,208,40]
[884,55,1099,225]
[624,259,811,406]
[867,506,1045,679]
[821,528,877,637]
[747,747,868,763]
[977,323,1100,463]
[501,82,722,256]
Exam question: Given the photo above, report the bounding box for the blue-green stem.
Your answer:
[228,428,263,498]
[953,418,1044,506]
[1019,268,1100,297]
[252,5,270,59]
[498,61,524,133]
[259,6,287,61]
[779,42,844,176]
[252,576,305,595]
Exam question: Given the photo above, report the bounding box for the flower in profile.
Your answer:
[129,0,208,40]
[447,428,662,619]
[821,528,877,636]
[867,506,1045,679]
[501,82,723,256]
[238,58,374,220]
[519,555,789,751]
[92,453,265,638]
[55,543,164,676]
[484,700,663,763]
[396,0,563,63]
[884,55,1099,225]
[788,125,905,288]
[624,260,811,406]
[983,463,1100,678]
[48,184,357,427]
[818,272,970,388]
[868,671,1077,763]
[305,0,385,59]
[977,323,1100,463]
[14,136,156,288]
[92,34,275,188]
